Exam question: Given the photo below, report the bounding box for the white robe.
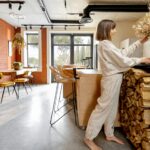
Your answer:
[85,40,142,140]
[98,40,142,76]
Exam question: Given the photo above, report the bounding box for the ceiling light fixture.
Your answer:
[18,3,22,10]
[79,14,93,24]
[64,25,67,30]
[8,2,12,9]
[25,25,27,30]
[0,1,25,10]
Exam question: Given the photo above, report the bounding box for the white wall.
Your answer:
[112,20,136,47]
[143,39,150,57]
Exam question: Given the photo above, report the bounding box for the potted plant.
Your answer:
[12,33,25,54]
[13,62,23,70]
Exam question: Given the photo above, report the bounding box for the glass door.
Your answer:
[51,34,71,67]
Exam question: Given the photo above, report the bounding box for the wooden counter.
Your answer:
[76,69,101,127]
[63,69,120,127]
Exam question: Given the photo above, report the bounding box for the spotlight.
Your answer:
[30,25,32,29]
[25,25,27,30]
[8,2,12,9]
[78,26,81,30]
[18,3,22,10]
[40,25,44,29]
[64,25,67,30]
[51,25,53,30]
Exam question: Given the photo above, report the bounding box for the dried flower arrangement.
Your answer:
[133,13,150,38]
[12,33,25,54]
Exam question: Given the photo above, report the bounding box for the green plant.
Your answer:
[13,62,23,70]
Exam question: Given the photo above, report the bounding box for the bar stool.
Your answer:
[49,66,78,126]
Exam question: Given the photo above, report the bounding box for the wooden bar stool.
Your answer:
[49,66,78,126]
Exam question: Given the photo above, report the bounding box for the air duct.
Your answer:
[80,4,149,24]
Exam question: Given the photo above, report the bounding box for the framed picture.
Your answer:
[8,40,12,56]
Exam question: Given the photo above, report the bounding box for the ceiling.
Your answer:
[0,0,148,28]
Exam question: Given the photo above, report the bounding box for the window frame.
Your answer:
[51,33,93,67]
[23,30,42,71]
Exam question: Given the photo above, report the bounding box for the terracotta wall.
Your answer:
[32,28,47,84]
[0,19,16,69]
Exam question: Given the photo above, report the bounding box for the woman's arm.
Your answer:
[121,36,148,57]
[121,40,141,57]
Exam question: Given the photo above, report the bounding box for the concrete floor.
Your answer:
[0,84,135,150]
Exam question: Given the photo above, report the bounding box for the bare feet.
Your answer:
[106,136,124,145]
[84,138,102,150]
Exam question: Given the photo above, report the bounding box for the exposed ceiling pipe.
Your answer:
[80,4,149,23]
[37,0,80,24]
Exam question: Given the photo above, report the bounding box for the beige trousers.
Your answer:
[85,73,123,140]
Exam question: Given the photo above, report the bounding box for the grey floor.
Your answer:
[0,84,135,150]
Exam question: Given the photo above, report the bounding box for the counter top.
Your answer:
[77,69,101,75]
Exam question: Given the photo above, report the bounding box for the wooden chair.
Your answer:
[49,66,78,126]
[14,78,30,98]
[0,72,18,103]
[23,71,34,84]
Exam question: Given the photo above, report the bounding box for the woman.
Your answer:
[84,19,150,150]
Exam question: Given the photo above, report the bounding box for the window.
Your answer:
[52,35,71,66]
[51,34,93,68]
[23,31,41,69]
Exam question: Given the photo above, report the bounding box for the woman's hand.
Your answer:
[141,57,150,64]
[140,36,149,44]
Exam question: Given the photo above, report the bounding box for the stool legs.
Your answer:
[50,82,78,126]
[1,86,18,103]
[72,82,78,126]
[50,83,73,126]
[1,87,6,103]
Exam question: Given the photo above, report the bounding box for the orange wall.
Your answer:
[32,28,47,84]
[0,19,16,69]
[0,20,48,84]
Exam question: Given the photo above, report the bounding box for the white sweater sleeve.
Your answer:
[103,45,142,68]
[121,40,141,57]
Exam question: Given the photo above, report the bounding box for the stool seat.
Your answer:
[0,81,15,87]
[15,78,29,83]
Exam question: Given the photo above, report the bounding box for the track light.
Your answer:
[40,25,44,29]
[8,2,12,9]
[0,1,25,10]
[64,25,67,30]
[18,3,22,10]
[25,25,27,30]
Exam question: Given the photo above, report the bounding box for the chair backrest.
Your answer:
[49,66,62,82]
[57,65,74,78]
[24,71,32,76]
[0,72,3,79]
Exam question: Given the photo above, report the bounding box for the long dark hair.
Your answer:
[96,19,116,41]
